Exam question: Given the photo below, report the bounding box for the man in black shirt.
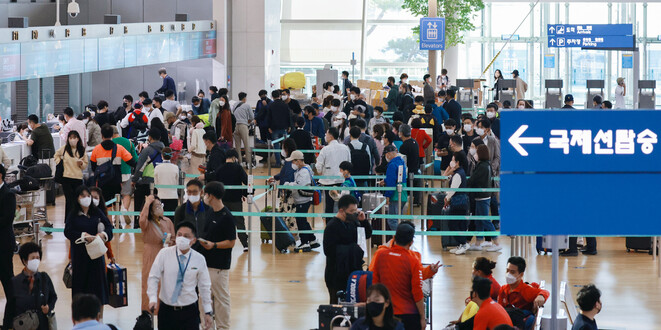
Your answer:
[562,94,575,109]
[211,150,249,252]
[436,119,459,171]
[443,89,462,125]
[485,103,501,140]
[398,124,421,205]
[94,100,112,128]
[323,195,372,304]
[26,114,55,159]
[572,284,601,330]
[267,90,293,167]
[461,115,477,155]
[199,132,226,184]
[290,117,316,165]
[197,181,236,330]
[282,89,302,115]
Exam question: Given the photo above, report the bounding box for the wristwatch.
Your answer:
[205,312,214,317]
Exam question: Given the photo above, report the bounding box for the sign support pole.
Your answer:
[551,235,560,329]
[428,0,437,86]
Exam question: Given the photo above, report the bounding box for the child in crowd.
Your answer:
[330,161,361,204]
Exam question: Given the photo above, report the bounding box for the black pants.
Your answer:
[323,184,340,223]
[158,301,199,330]
[295,201,315,244]
[568,237,597,253]
[225,201,248,248]
[61,177,83,220]
[133,183,151,229]
[162,199,179,214]
[1,251,14,330]
[327,284,340,304]
[396,313,422,330]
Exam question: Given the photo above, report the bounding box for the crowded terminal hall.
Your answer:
[0,1,659,329]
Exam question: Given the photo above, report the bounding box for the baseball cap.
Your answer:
[400,124,412,137]
[564,94,574,103]
[285,150,304,162]
[395,222,415,245]
[383,145,398,154]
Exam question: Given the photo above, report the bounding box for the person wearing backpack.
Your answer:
[284,150,320,252]
[130,129,165,229]
[119,103,149,142]
[90,125,137,202]
[347,127,372,179]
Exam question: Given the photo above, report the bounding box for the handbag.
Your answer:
[13,310,39,330]
[54,160,64,184]
[62,262,73,289]
[75,234,108,260]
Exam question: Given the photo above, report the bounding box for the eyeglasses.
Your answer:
[154,202,164,209]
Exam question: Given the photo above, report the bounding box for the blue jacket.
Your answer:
[274,160,295,185]
[157,75,177,99]
[255,98,272,128]
[192,98,211,115]
[432,103,449,123]
[384,155,407,202]
[304,116,325,140]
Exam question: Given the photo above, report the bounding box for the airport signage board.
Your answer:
[419,17,445,50]
[547,24,633,36]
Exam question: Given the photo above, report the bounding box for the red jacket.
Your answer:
[370,245,423,315]
[497,281,549,312]
[474,298,513,330]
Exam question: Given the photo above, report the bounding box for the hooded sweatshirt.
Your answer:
[131,141,165,184]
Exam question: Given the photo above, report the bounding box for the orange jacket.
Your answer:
[473,298,513,330]
[370,244,423,315]
[382,238,437,280]
[498,281,549,312]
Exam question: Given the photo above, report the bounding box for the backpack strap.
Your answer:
[348,143,355,151]
[360,142,367,152]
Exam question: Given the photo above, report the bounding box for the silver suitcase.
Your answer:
[361,193,385,212]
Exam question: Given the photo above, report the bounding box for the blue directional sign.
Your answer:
[420,17,445,50]
[501,110,660,173]
[547,35,635,49]
[499,110,661,236]
[547,24,633,37]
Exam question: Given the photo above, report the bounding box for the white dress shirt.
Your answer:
[154,161,180,199]
[315,139,351,185]
[147,246,213,313]
[145,107,164,128]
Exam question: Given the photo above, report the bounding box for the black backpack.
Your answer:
[348,142,371,175]
[25,163,52,179]
[20,155,38,168]
[128,112,148,139]
[133,310,153,330]
[9,175,40,193]
[94,145,117,187]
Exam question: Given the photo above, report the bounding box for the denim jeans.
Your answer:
[271,129,287,165]
[474,198,495,240]
[388,202,404,230]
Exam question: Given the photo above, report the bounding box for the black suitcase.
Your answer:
[260,216,295,252]
[317,304,365,330]
[426,193,445,231]
[626,237,655,255]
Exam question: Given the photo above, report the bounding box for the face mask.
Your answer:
[26,259,40,273]
[82,119,89,125]
[144,107,151,112]
[219,101,226,106]
[92,198,99,206]
[281,95,288,101]
[486,111,496,119]
[188,194,200,203]
[176,236,191,252]
[366,302,385,317]
[331,106,339,113]
[402,79,408,84]
[475,128,485,136]
[179,115,187,120]
[79,196,92,208]
[22,131,29,137]
[518,105,525,109]
[345,212,358,222]
[469,148,477,156]
[350,94,356,101]
[464,124,472,131]
[449,161,456,168]
[187,114,193,119]
[291,163,299,171]
[445,128,454,135]
[123,102,128,108]
[506,273,518,285]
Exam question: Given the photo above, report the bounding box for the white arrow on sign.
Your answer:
[549,26,555,34]
[509,125,544,156]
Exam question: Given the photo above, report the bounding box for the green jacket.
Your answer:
[112,137,138,178]
[383,87,399,112]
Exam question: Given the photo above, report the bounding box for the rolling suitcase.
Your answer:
[426,192,445,231]
[440,207,460,249]
[260,216,295,252]
[317,304,365,330]
[626,237,655,255]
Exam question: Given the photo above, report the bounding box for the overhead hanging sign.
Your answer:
[547,35,635,49]
[547,24,633,37]
[419,17,445,51]
[547,24,634,49]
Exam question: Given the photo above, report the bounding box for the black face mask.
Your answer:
[345,212,358,222]
[366,302,385,317]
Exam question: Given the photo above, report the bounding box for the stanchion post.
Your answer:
[551,235,560,330]
[114,193,121,256]
[408,173,413,215]
[178,170,185,204]
[271,182,277,255]
[267,139,272,176]
[33,222,40,246]
[653,237,657,262]
[247,194,253,273]
[397,184,402,226]
[381,202,386,245]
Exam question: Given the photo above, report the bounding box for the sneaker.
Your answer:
[560,250,578,257]
[309,240,321,249]
[467,244,483,251]
[486,245,503,252]
[243,247,249,252]
[294,243,312,253]
[480,241,493,247]
[448,246,460,253]
[454,244,468,255]
[279,248,289,254]
[581,250,597,255]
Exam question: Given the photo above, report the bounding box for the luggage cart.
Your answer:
[13,190,43,246]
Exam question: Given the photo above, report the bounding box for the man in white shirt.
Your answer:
[162,90,183,116]
[143,98,163,128]
[315,127,351,221]
[148,222,213,330]
[59,107,87,147]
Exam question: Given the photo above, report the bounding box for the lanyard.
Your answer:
[176,250,192,278]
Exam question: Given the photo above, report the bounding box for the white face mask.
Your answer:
[79,196,92,208]
[449,160,456,168]
[92,198,99,206]
[402,79,408,84]
[518,105,525,109]
[188,194,200,203]
[469,148,477,156]
[350,94,356,101]
[176,236,191,252]
[281,95,288,101]
[445,128,454,135]
[179,115,187,120]
[331,106,339,113]
[69,139,78,147]
[219,101,226,106]
[291,163,299,170]
[464,124,472,132]
[187,114,193,119]
[486,111,496,119]
[475,128,485,136]
[506,273,518,285]
[26,259,40,273]
[82,119,89,125]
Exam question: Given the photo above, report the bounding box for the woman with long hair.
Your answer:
[150,117,170,146]
[63,185,113,316]
[54,130,88,218]
[492,69,503,101]
[350,283,404,330]
[89,186,116,264]
[138,194,175,313]
[216,95,233,144]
